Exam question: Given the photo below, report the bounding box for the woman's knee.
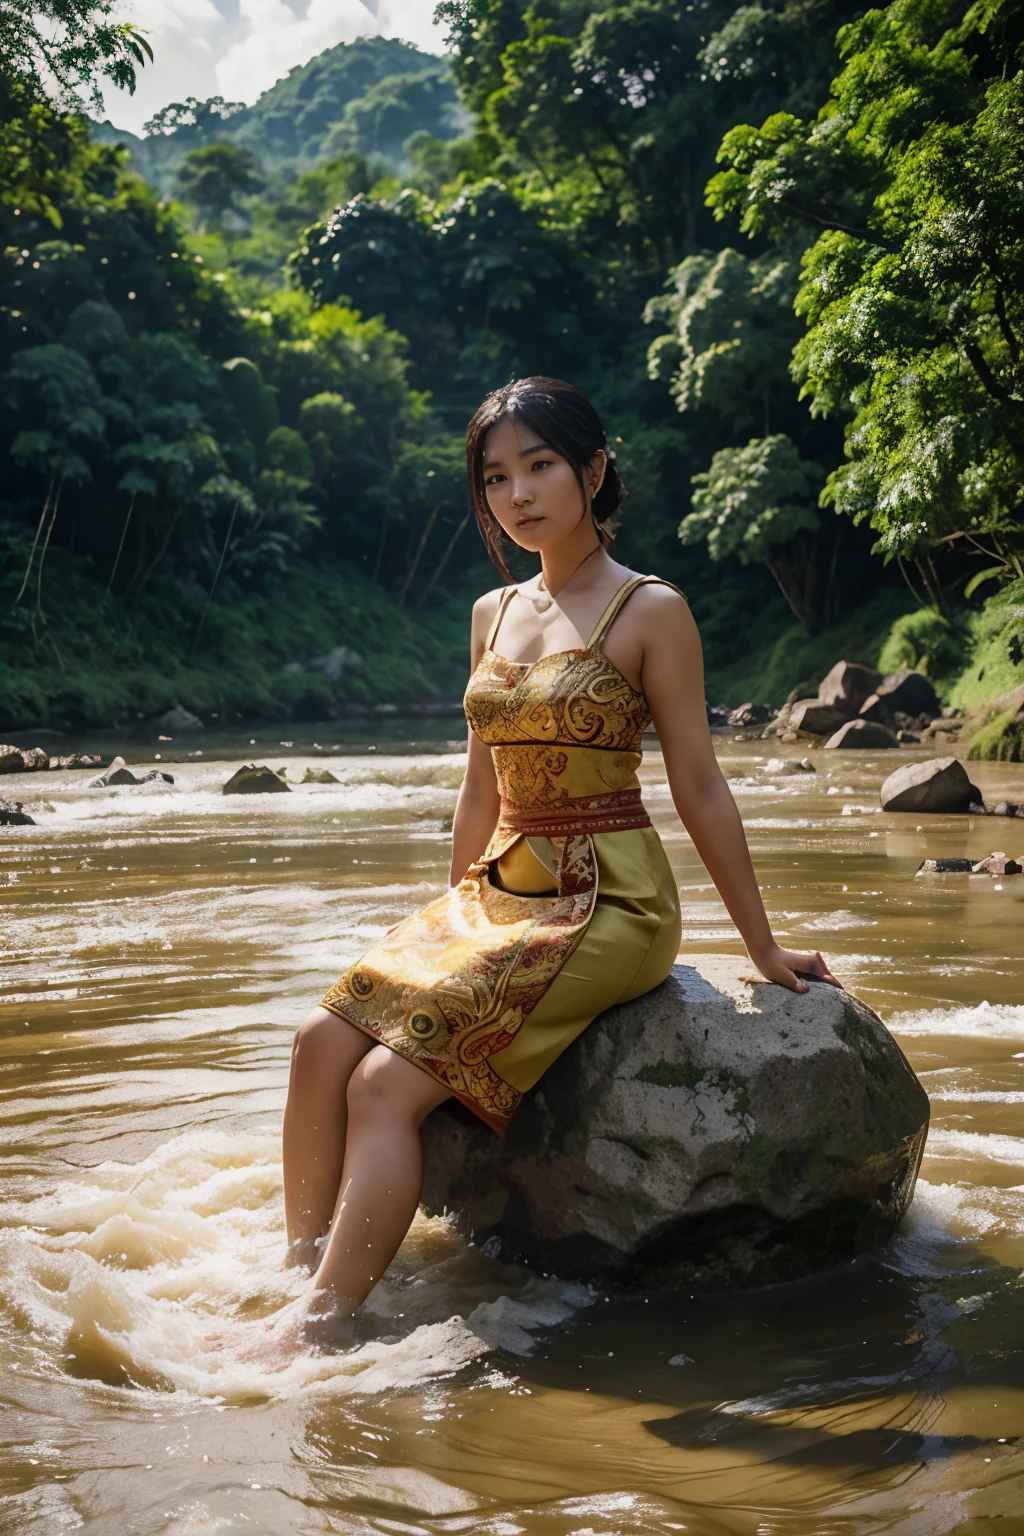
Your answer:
[291,1008,363,1074]
[346,1047,442,1125]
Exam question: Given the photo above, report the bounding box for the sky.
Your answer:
[101,0,446,134]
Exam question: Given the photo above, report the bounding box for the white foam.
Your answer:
[0,1128,592,1403]
[924,1130,1024,1167]
[888,1001,1024,1041]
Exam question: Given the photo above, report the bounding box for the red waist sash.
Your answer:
[498,786,651,838]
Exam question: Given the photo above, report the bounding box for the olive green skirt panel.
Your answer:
[487,825,682,1095]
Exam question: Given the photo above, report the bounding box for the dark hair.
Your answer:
[465,376,627,581]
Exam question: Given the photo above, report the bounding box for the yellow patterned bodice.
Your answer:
[464,576,665,837]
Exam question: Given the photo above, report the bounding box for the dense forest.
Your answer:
[1,0,1022,735]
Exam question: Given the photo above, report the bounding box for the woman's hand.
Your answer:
[750,943,839,993]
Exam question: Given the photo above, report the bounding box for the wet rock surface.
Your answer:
[0,800,35,825]
[420,957,929,1289]
[817,661,881,714]
[880,756,980,814]
[824,719,899,750]
[89,756,174,788]
[222,763,291,794]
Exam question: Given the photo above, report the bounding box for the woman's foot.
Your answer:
[205,1290,355,1369]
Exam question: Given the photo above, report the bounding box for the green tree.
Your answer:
[682,434,827,630]
[0,0,151,108]
[708,0,1024,592]
[175,143,265,233]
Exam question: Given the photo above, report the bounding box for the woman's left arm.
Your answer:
[641,589,837,994]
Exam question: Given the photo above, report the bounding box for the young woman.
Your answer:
[238,376,835,1363]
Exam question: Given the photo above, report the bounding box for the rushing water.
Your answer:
[2,729,1023,1534]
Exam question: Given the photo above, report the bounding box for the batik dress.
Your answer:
[321,575,683,1136]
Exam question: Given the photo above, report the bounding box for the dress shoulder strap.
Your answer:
[587,575,686,651]
[484,586,518,652]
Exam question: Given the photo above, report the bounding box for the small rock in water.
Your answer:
[155,704,203,733]
[0,745,24,774]
[668,1353,695,1367]
[51,754,101,770]
[971,852,1023,876]
[222,763,291,795]
[916,858,975,874]
[896,729,921,745]
[89,756,174,788]
[992,802,1020,817]
[0,800,35,825]
[302,767,340,785]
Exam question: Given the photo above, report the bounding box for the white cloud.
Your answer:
[101,0,446,134]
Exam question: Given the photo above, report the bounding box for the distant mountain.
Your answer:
[93,36,464,187]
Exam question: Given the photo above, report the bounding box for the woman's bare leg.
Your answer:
[309,1044,451,1316]
[282,1007,373,1266]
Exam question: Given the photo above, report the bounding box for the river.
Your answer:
[2,727,1023,1533]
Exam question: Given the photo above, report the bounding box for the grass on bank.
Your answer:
[0,543,470,730]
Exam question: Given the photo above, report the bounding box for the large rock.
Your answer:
[222,763,291,794]
[783,699,850,737]
[824,719,899,750]
[156,704,203,733]
[420,958,928,1289]
[818,660,881,715]
[880,756,980,814]
[859,670,941,727]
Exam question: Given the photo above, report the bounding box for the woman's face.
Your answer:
[482,416,606,554]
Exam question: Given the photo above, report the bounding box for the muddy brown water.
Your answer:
[2,732,1023,1534]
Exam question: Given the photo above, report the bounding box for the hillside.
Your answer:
[93,36,463,187]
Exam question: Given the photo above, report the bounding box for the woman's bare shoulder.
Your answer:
[629,576,694,623]
[472,584,509,627]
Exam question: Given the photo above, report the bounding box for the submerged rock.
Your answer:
[916,858,975,874]
[420,957,928,1289]
[302,767,340,784]
[824,719,899,750]
[222,763,291,794]
[879,757,980,814]
[156,704,203,733]
[0,800,35,825]
[89,756,174,788]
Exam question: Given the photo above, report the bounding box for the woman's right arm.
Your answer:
[449,592,502,885]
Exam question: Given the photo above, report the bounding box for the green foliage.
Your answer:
[175,143,265,232]
[706,587,913,706]
[950,579,1024,711]
[683,434,832,630]
[708,0,1024,572]
[0,0,152,111]
[966,705,1024,763]
[685,435,822,565]
[96,39,460,189]
[646,248,800,432]
[877,607,969,683]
